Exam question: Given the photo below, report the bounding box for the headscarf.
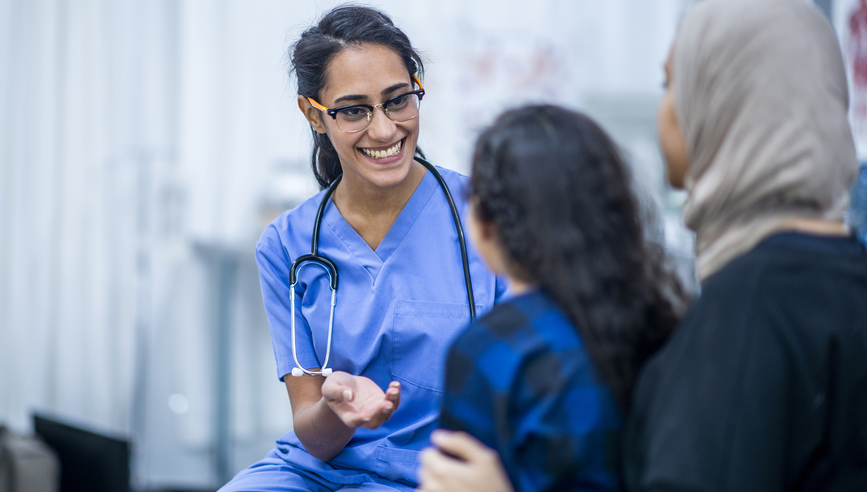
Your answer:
[672,0,859,281]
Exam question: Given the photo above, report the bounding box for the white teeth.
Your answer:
[363,140,402,159]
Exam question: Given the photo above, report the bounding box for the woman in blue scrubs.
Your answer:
[219,6,506,492]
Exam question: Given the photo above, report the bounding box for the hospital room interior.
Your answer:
[1,0,866,491]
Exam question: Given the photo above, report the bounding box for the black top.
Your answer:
[624,232,867,492]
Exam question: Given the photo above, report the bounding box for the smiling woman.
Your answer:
[216,6,508,492]
[299,42,427,236]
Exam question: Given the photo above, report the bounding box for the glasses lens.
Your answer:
[336,106,371,133]
[333,93,421,133]
[385,93,421,122]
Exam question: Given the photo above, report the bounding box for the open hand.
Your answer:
[320,371,401,429]
[418,430,514,492]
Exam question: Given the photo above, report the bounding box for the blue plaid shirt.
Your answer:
[440,289,623,492]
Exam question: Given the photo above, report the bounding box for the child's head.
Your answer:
[469,104,683,410]
[470,105,641,288]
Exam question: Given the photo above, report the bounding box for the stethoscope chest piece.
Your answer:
[291,367,332,377]
[289,257,337,377]
[288,176,342,378]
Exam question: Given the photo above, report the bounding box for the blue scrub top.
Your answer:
[255,166,508,486]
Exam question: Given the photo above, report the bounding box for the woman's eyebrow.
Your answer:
[334,93,368,104]
[332,82,411,105]
[381,82,409,95]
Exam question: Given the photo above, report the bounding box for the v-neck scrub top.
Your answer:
[246,167,507,489]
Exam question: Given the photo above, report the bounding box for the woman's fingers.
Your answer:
[356,382,399,429]
[358,401,394,429]
[418,439,515,492]
[320,371,356,403]
[386,381,401,406]
[320,382,348,403]
[419,446,458,474]
[417,448,457,492]
[430,429,493,462]
[382,381,401,415]
[321,376,402,429]
[380,382,401,415]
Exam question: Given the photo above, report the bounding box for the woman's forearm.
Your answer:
[293,396,356,462]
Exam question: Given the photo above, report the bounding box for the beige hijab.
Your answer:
[672,0,859,281]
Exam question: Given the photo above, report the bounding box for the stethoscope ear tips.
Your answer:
[290,367,332,377]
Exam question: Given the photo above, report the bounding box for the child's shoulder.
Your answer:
[445,290,593,407]
[452,290,578,363]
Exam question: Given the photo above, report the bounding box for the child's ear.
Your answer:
[469,199,497,241]
[298,96,327,134]
[468,205,509,277]
[476,216,498,241]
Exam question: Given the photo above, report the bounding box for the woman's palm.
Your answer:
[322,372,401,429]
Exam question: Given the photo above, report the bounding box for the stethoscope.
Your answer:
[289,157,477,377]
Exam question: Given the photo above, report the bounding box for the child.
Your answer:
[418,105,684,492]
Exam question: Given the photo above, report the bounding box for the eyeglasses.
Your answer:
[307,76,425,133]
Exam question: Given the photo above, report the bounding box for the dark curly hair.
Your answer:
[289,5,425,189]
[470,105,685,412]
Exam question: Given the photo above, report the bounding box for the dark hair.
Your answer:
[290,5,425,189]
[470,105,685,412]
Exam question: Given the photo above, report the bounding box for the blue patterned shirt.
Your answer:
[440,289,623,492]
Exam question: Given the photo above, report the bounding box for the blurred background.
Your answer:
[1,0,865,490]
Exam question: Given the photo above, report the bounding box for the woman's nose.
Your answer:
[365,107,397,141]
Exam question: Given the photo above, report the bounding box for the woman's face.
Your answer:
[299,43,420,190]
[658,52,690,189]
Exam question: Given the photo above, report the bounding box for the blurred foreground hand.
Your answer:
[417,430,514,492]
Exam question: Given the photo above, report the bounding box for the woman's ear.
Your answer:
[298,96,327,134]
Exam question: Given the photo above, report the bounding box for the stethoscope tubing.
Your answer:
[415,157,477,322]
[289,157,475,377]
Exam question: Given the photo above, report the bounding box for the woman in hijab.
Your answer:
[624,0,867,490]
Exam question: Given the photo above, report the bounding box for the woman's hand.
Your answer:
[321,371,401,429]
[417,430,515,492]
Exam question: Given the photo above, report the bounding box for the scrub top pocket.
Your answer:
[391,299,477,392]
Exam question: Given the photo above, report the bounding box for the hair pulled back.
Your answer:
[470,105,685,412]
[290,5,425,189]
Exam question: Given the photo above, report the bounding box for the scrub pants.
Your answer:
[218,447,416,492]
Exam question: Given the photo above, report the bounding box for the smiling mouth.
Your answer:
[360,139,403,159]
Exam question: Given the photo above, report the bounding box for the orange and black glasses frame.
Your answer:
[306,75,425,133]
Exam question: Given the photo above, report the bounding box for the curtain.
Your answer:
[0,0,305,486]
